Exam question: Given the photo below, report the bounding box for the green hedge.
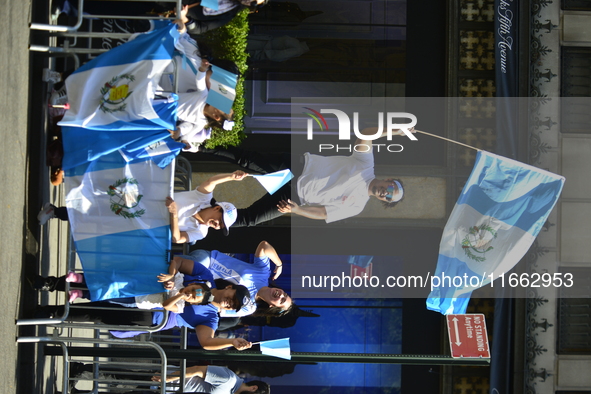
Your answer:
[200,9,249,148]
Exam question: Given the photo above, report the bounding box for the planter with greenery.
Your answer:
[200,9,249,148]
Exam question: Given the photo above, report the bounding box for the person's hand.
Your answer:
[166,196,178,215]
[168,128,181,140]
[231,170,248,181]
[233,338,252,350]
[178,291,191,301]
[176,4,190,23]
[158,273,175,290]
[152,374,178,383]
[173,18,186,34]
[272,264,283,280]
[277,199,298,214]
[199,59,211,73]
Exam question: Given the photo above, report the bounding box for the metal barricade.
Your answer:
[30,0,183,54]
[18,334,170,393]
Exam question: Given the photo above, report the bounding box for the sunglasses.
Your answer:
[385,182,404,202]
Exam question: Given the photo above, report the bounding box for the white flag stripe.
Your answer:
[65,161,174,241]
[61,60,170,128]
[440,203,535,277]
[209,82,236,100]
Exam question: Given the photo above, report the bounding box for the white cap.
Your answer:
[217,201,237,235]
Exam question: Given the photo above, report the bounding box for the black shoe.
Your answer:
[33,306,60,319]
[33,275,59,292]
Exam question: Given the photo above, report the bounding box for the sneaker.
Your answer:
[49,86,68,106]
[65,271,84,283]
[42,68,62,84]
[37,202,56,225]
[68,289,84,303]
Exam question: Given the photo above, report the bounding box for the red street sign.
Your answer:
[350,262,372,279]
[446,314,490,358]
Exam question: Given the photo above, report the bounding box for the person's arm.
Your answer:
[152,365,207,383]
[255,240,283,280]
[185,365,208,379]
[354,126,416,149]
[158,256,195,289]
[162,293,185,313]
[196,170,248,194]
[166,197,190,244]
[277,199,327,220]
[195,325,252,350]
[195,59,209,92]
[173,17,187,34]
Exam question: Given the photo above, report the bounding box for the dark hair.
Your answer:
[194,40,214,62]
[214,279,250,311]
[245,380,270,394]
[254,284,294,317]
[204,104,233,130]
[381,178,404,209]
[183,281,213,306]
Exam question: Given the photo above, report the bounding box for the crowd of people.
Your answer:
[36,2,412,392]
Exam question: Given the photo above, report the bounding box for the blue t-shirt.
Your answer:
[152,261,219,330]
[190,249,271,317]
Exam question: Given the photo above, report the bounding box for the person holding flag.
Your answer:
[196,125,413,227]
[163,18,239,152]
[165,170,245,244]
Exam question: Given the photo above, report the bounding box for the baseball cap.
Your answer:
[216,201,237,236]
[233,284,251,312]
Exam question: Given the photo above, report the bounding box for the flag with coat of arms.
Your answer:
[205,64,238,115]
[59,22,181,170]
[65,150,173,301]
[426,151,565,314]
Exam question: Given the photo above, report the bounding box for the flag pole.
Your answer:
[415,130,480,152]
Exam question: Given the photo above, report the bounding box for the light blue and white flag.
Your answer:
[201,0,220,10]
[65,151,173,301]
[119,137,185,169]
[427,151,565,315]
[206,64,238,115]
[59,23,180,170]
[251,169,294,195]
[259,338,291,360]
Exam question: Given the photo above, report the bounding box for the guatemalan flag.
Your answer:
[59,23,180,170]
[205,64,238,115]
[426,151,565,314]
[65,150,172,301]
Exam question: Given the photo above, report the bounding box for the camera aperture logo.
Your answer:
[303,108,417,153]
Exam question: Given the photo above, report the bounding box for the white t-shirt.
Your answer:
[160,33,212,152]
[174,189,214,243]
[297,150,375,223]
[184,365,243,394]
